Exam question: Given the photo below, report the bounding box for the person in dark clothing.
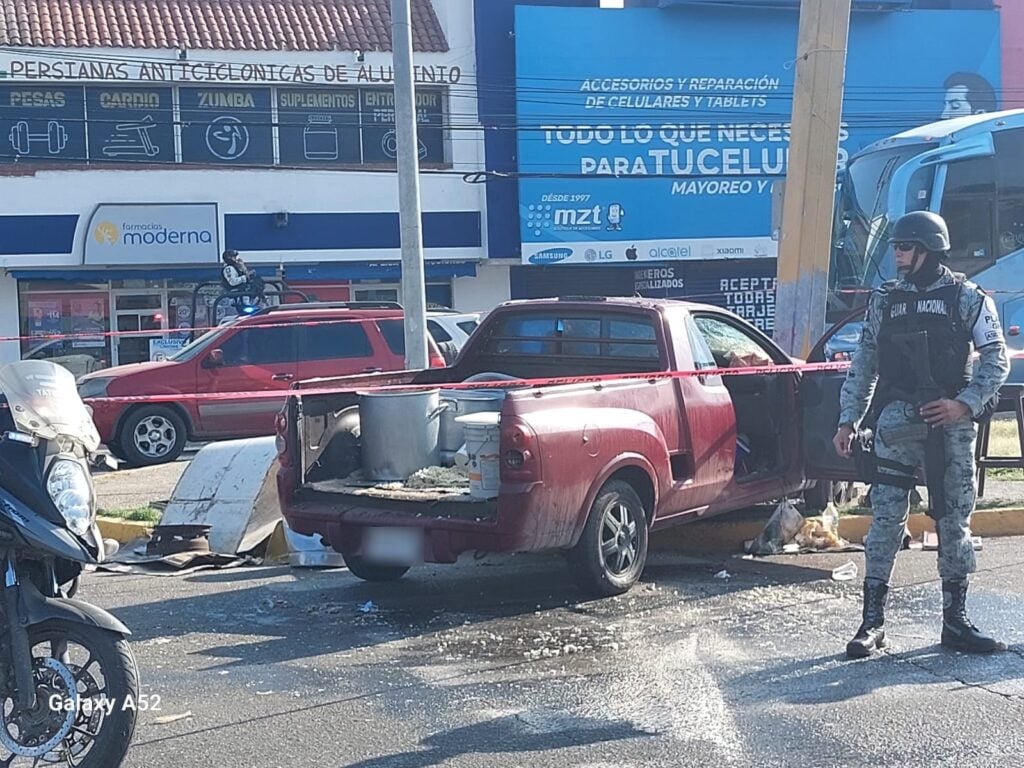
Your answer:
[220,249,265,310]
[833,211,1010,659]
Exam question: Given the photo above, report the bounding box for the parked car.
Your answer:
[277,297,857,596]
[78,303,448,467]
[24,338,105,379]
[425,310,482,364]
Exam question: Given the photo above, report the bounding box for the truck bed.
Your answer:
[298,477,498,522]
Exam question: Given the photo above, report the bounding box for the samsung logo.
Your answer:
[528,248,573,265]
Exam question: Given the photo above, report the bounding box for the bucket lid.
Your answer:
[454,412,501,426]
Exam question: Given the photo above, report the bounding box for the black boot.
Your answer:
[941,579,1005,653]
[846,579,889,659]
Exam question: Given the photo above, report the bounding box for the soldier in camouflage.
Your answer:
[833,211,1010,659]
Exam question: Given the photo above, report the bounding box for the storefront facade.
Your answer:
[0,0,509,369]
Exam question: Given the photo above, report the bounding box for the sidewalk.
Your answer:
[93,456,190,514]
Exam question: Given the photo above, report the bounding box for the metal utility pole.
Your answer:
[774,0,852,358]
[391,0,429,369]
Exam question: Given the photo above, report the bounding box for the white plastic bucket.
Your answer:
[455,412,501,499]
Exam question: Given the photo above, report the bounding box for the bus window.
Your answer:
[940,155,996,276]
[994,128,1024,258]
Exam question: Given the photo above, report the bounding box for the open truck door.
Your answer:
[800,308,867,483]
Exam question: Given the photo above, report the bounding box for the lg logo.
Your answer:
[585,248,613,262]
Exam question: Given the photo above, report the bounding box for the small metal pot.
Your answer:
[358,389,448,481]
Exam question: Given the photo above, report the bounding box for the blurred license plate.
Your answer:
[362,527,424,565]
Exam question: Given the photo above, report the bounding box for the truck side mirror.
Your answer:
[203,349,225,369]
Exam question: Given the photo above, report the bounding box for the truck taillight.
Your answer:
[275,411,290,465]
[429,352,447,368]
[501,418,541,483]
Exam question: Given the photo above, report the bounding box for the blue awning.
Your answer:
[658,0,912,8]
[9,260,478,282]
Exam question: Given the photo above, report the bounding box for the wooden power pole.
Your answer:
[774,0,852,358]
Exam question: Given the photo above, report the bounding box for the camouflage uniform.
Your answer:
[838,267,1010,584]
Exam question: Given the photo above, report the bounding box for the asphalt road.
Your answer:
[78,537,1024,768]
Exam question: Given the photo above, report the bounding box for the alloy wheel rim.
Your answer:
[600,501,639,576]
[134,415,176,458]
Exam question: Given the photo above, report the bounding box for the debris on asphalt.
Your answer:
[831,561,859,582]
[744,500,805,555]
[714,570,732,580]
[101,539,256,575]
[358,600,378,614]
[795,518,845,551]
[745,501,866,557]
[153,711,192,725]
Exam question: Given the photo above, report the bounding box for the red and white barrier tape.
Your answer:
[0,313,395,345]
[80,359,852,407]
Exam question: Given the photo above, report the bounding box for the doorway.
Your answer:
[111,290,167,366]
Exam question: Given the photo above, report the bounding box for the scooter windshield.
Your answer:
[0,360,100,451]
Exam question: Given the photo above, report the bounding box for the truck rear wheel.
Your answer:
[344,554,409,583]
[568,480,649,597]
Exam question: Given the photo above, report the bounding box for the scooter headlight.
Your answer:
[46,460,94,537]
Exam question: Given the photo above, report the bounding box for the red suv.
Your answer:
[77,304,446,466]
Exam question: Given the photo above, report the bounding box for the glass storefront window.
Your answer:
[111,279,164,291]
[351,282,453,308]
[114,294,163,311]
[18,276,452,374]
[19,289,111,378]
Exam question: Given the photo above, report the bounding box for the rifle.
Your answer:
[886,331,947,521]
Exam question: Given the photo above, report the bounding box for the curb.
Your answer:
[651,506,1024,554]
[97,517,154,545]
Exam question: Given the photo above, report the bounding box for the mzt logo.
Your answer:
[528,248,573,265]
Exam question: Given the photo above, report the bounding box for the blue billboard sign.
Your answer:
[515,6,1001,265]
[0,85,86,163]
[86,86,175,164]
[180,87,273,165]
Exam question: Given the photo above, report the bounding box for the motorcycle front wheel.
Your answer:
[0,621,139,768]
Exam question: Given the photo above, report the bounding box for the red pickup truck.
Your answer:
[276,297,854,596]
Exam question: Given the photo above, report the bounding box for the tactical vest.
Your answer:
[876,280,972,405]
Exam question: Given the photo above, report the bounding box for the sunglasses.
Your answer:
[892,241,919,253]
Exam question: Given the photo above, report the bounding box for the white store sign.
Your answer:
[83,203,220,265]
